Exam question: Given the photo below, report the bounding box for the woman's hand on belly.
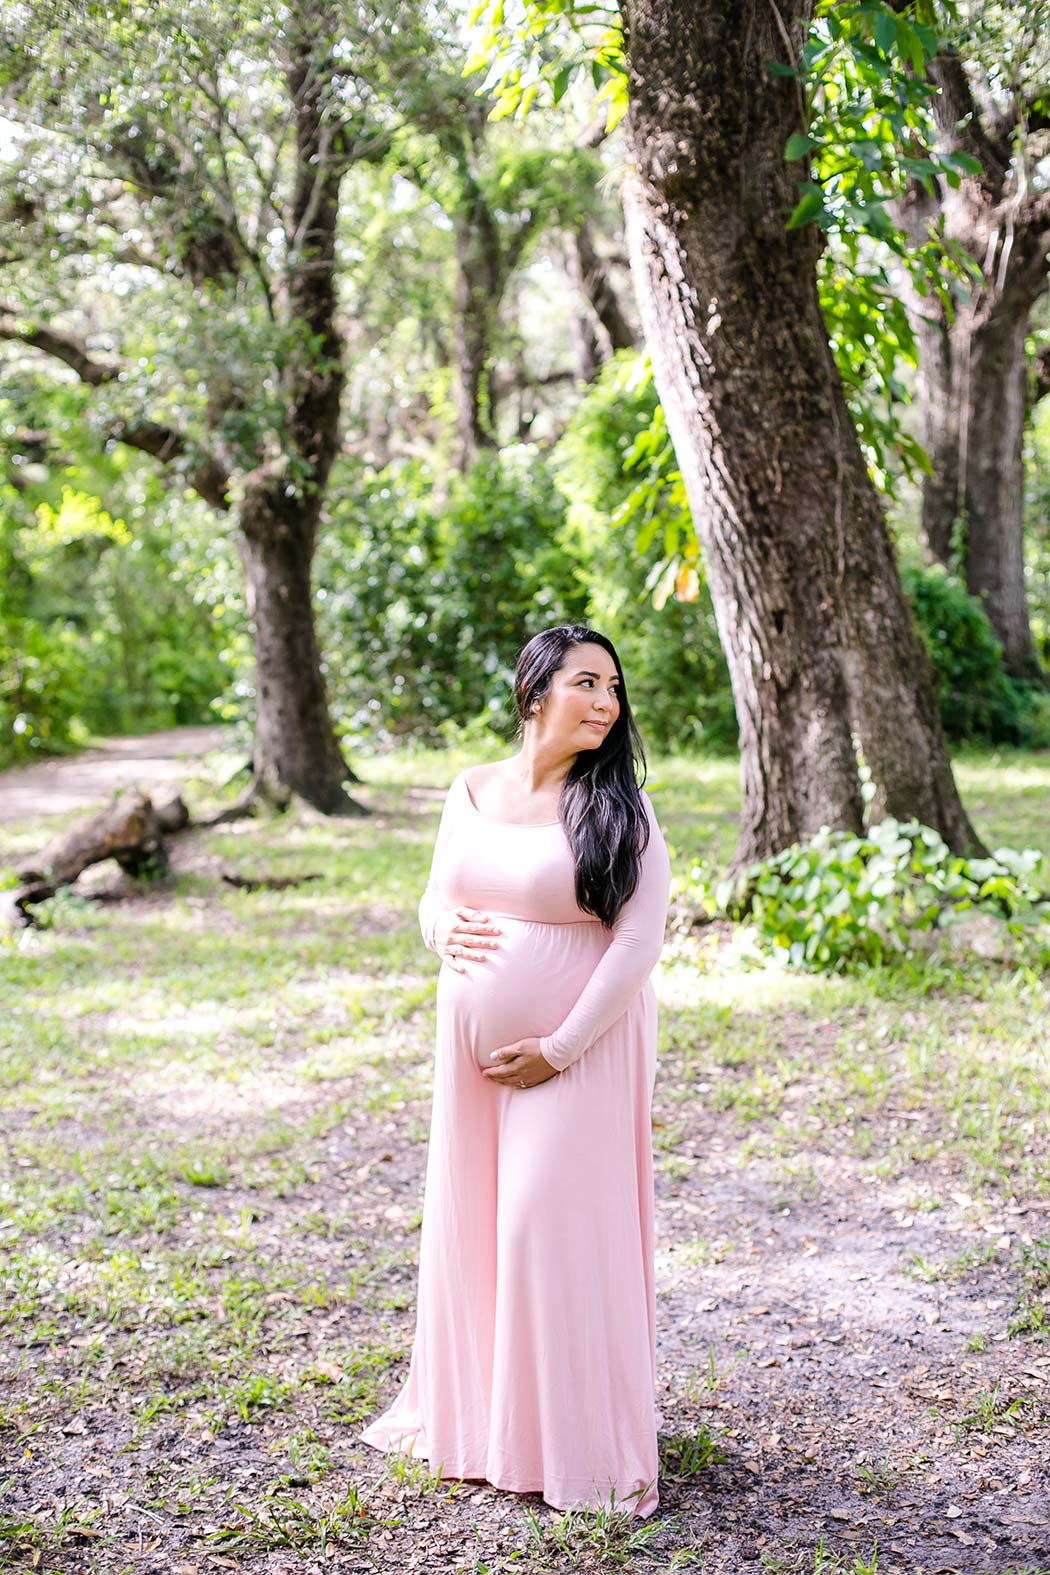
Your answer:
[434,906,502,973]
[481,1036,560,1090]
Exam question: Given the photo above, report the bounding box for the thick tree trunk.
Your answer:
[238,474,362,815]
[620,0,982,868]
[230,22,365,816]
[906,278,1042,678]
[910,299,959,566]
[962,307,1042,680]
[911,296,1042,680]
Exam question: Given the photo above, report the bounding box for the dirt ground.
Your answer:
[0,726,236,826]
[5,1061,1049,1575]
[1,737,1048,1575]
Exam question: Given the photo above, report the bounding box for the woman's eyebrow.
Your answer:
[573,669,620,680]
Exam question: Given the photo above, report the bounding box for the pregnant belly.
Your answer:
[436,915,608,1070]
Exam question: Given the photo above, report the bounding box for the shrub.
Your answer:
[686,818,1049,972]
[903,563,1050,745]
[318,448,588,747]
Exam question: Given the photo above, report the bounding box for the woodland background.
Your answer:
[1,3,1050,1574]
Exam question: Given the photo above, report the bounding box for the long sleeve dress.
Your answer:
[359,767,672,1518]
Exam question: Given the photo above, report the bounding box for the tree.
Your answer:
[0,0,429,813]
[894,2,1050,681]
[391,67,606,468]
[471,0,984,869]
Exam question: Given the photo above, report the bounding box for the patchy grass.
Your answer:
[1,742,1049,1574]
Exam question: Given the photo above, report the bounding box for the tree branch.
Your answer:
[0,307,120,384]
[109,420,231,509]
[0,305,231,510]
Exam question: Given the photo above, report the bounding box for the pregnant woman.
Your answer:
[359,623,672,1518]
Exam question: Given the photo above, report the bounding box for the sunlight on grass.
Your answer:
[2,741,1049,1572]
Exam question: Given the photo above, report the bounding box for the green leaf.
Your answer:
[786,186,825,229]
[550,62,574,104]
[873,10,896,56]
[784,132,818,161]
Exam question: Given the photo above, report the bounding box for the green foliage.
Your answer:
[0,426,238,764]
[786,2,975,238]
[903,563,1050,746]
[552,353,737,753]
[784,3,978,491]
[694,817,1049,973]
[317,446,588,747]
[466,1,627,133]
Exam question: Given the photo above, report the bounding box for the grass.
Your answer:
[760,1542,881,1575]
[1,741,1049,1573]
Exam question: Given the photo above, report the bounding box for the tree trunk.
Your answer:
[235,30,365,817]
[564,219,636,380]
[962,305,1043,680]
[619,0,983,869]
[909,292,1043,680]
[893,50,1048,684]
[904,269,1042,678]
[452,211,500,470]
[238,473,362,815]
[910,296,959,566]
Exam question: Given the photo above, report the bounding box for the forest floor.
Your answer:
[1,740,1049,1575]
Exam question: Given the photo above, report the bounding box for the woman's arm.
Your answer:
[538,792,671,1072]
[418,772,464,951]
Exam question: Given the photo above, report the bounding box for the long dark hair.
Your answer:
[513,625,649,928]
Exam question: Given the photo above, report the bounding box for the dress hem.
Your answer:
[359,1428,659,1518]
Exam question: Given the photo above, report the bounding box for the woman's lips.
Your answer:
[583,720,608,731]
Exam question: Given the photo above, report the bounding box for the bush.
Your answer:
[687,817,1049,973]
[318,448,588,747]
[903,563,1050,746]
[0,478,236,766]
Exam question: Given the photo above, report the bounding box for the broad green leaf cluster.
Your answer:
[689,817,1049,972]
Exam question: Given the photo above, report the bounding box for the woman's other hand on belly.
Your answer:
[435,906,502,973]
[481,1036,560,1090]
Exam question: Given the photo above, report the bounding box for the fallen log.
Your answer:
[10,787,186,925]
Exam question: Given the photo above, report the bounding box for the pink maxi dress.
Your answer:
[359,768,672,1517]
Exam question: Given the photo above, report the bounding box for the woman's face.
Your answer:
[534,641,622,752]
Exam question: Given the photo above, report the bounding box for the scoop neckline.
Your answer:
[460,770,561,828]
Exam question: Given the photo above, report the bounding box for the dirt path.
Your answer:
[0,725,237,824]
[2,768,1047,1574]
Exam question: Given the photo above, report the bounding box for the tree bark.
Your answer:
[452,208,500,468]
[564,218,637,380]
[237,469,358,814]
[908,266,1045,681]
[619,0,982,868]
[963,303,1042,679]
[895,49,1049,683]
[909,296,959,566]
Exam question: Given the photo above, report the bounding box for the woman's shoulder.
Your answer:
[463,759,514,786]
